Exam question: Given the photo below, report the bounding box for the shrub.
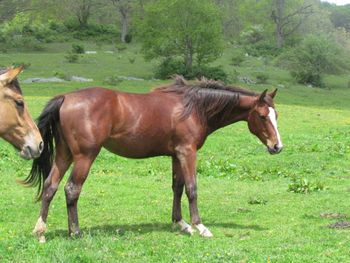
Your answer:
[230,49,245,66]
[125,34,132,43]
[115,43,127,52]
[72,44,85,54]
[103,76,123,86]
[255,72,269,84]
[193,65,228,82]
[240,25,264,45]
[65,52,79,63]
[128,57,136,64]
[155,58,187,79]
[155,58,228,81]
[278,35,350,87]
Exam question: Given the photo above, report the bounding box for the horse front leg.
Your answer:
[175,145,213,237]
[33,150,71,243]
[64,155,95,237]
[172,156,194,235]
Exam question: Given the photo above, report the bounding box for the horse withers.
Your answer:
[27,76,282,242]
[0,67,43,159]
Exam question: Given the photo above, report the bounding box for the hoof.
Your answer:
[33,216,47,242]
[174,219,195,236]
[196,224,213,238]
[38,235,46,243]
[69,231,82,238]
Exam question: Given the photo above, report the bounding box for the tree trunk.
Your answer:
[185,37,193,72]
[120,8,128,42]
[275,0,285,49]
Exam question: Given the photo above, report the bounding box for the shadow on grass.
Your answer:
[46,221,266,240]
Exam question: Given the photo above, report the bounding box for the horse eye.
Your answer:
[15,100,24,108]
[259,115,267,120]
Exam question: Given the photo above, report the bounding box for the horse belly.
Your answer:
[102,133,174,158]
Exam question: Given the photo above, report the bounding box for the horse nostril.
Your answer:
[39,141,44,152]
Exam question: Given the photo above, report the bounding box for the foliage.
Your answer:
[278,35,350,87]
[155,58,227,81]
[103,76,123,86]
[255,72,269,84]
[239,25,265,45]
[139,0,224,72]
[248,196,267,205]
[71,43,85,54]
[65,52,79,63]
[230,49,245,66]
[288,177,326,194]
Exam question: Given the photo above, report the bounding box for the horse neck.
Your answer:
[206,95,255,134]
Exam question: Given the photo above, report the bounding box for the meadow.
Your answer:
[0,42,349,262]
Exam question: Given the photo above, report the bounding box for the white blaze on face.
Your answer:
[268,107,283,148]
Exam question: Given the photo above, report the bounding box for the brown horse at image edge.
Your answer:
[25,76,283,242]
[0,67,43,159]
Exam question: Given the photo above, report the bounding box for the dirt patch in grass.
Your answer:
[328,221,350,229]
[320,212,347,219]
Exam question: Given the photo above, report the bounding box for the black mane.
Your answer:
[156,76,258,124]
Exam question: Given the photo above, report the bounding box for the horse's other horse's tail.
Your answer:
[22,95,65,201]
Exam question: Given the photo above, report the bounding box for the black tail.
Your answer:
[22,95,65,201]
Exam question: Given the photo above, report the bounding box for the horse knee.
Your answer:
[42,185,58,202]
[64,182,80,205]
[185,184,197,201]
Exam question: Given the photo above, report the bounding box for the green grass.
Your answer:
[0,43,349,262]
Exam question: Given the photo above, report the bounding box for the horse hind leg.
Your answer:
[33,143,72,243]
[64,153,98,237]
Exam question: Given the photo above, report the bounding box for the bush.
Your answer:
[65,52,79,63]
[115,43,127,52]
[278,35,350,87]
[230,49,245,66]
[103,76,123,86]
[244,42,279,57]
[155,58,228,81]
[193,65,228,82]
[72,44,85,54]
[155,58,187,79]
[125,34,132,43]
[128,57,136,64]
[255,72,269,84]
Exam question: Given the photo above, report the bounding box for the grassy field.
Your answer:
[0,43,349,262]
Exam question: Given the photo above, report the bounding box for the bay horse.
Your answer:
[0,67,43,159]
[26,76,282,242]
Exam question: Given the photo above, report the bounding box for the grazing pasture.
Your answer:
[0,44,349,262]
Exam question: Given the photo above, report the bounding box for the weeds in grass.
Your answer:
[248,196,267,205]
[103,76,123,86]
[288,177,326,194]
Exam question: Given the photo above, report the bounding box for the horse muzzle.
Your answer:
[267,144,283,155]
[20,141,44,160]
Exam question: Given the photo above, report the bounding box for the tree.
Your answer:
[271,0,313,48]
[139,0,224,72]
[110,0,133,43]
[282,35,349,87]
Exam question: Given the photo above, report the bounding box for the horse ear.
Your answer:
[269,88,278,99]
[0,66,24,84]
[258,89,268,102]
